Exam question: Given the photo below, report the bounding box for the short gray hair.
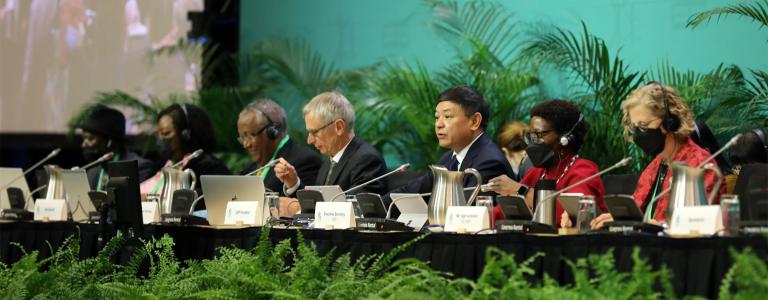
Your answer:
[303,91,355,132]
[241,98,287,132]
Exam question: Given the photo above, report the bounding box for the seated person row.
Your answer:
[76,105,153,190]
[386,86,513,214]
[275,91,389,213]
[140,104,232,203]
[725,127,768,193]
[586,82,725,229]
[487,100,606,227]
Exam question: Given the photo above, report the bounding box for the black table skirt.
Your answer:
[1,221,766,298]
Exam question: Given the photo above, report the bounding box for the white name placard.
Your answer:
[670,205,723,236]
[34,199,67,221]
[314,202,355,229]
[397,213,428,230]
[141,202,160,224]
[224,201,261,225]
[444,206,489,233]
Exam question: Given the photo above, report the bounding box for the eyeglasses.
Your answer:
[307,120,336,138]
[524,130,553,144]
[236,124,269,145]
[629,118,662,134]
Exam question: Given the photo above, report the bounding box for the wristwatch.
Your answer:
[517,184,529,196]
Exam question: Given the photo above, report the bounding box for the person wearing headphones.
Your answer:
[588,82,725,229]
[726,127,768,193]
[487,99,606,228]
[77,104,154,190]
[237,99,322,216]
[139,103,231,198]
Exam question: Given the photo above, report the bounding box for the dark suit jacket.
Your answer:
[240,139,322,196]
[386,133,513,214]
[87,151,154,190]
[314,136,388,195]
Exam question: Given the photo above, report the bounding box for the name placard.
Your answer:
[314,202,355,229]
[670,205,723,236]
[224,201,260,225]
[397,213,428,230]
[34,199,67,221]
[141,202,160,224]
[444,206,489,233]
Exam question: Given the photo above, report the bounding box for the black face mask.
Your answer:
[633,127,666,157]
[156,138,176,161]
[82,144,107,162]
[525,142,555,168]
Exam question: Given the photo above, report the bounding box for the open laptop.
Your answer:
[59,170,97,222]
[391,193,428,229]
[304,185,344,202]
[201,175,265,226]
[0,168,33,211]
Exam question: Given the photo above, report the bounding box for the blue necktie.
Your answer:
[448,155,459,171]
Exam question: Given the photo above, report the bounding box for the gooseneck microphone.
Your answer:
[0,148,61,191]
[171,149,204,168]
[328,163,411,202]
[245,159,280,176]
[72,152,115,171]
[646,133,743,212]
[532,157,633,217]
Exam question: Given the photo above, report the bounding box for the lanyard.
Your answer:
[254,136,289,177]
[96,153,120,191]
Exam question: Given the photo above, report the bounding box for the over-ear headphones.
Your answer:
[752,127,768,158]
[649,81,681,133]
[559,113,584,147]
[255,108,281,140]
[178,103,192,141]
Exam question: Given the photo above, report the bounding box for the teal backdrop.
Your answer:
[241,0,767,96]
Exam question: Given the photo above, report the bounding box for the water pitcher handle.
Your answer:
[185,169,197,190]
[701,163,723,205]
[463,168,483,206]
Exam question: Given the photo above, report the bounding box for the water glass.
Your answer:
[346,195,364,218]
[575,195,596,233]
[265,192,280,220]
[720,194,740,237]
[475,195,494,229]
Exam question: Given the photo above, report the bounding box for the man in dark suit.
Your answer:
[77,105,154,190]
[275,91,388,199]
[238,99,322,195]
[386,86,513,215]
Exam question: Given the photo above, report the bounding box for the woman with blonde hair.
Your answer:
[497,121,533,181]
[588,82,726,229]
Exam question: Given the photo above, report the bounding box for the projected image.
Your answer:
[0,0,203,133]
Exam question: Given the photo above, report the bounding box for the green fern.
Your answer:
[687,0,768,30]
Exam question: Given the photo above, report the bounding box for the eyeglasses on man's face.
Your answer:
[307,120,336,138]
[237,124,269,145]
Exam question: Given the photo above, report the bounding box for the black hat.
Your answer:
[78,105,126,140]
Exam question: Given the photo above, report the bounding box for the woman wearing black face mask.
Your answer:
[589,82,725,229]
[488,100,606,228]
[139,104,231,200]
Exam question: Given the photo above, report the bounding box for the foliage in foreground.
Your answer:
[1,227,766,299]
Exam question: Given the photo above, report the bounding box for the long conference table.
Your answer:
[0,220,766,298]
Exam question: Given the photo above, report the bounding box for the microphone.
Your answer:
[0,148,61,191]
[189,194,205,214]
[171,149,204,168]
[328,163,410,202]
[245,158,280,176]
[644,134,742,216]
[532,157,633,216]
[72,152,115,170]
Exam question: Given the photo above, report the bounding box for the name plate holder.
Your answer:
[224,201,261,226]
[603,221,664,235]
[141,202,160,224]
[314,202,355,229]
[495,220,557,234]
[34,199,68,221]
[670,205,722,236]
[444,206,489,233]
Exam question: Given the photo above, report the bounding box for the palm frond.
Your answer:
[686,0,768,29]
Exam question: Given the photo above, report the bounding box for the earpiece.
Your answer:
[559,113,584,147]
[106,139,112,148]
[650,81,681,133]
[178,104,192,141]
[256,108,281,140]
[752,127,768,158]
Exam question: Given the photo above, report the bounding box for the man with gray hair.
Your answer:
[238,99,322,200]
[275,91,388,196]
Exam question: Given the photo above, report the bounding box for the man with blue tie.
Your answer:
[385,86,513,214]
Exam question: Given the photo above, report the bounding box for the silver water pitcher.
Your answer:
[44,165,65,201]
[665,161,723,221]
[158,167,196,214]
[427,165,482,225]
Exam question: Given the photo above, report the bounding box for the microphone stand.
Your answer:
[327,164,410,202]
[171,149,203,168]
[245,159,280,176]
[0,148,61,191]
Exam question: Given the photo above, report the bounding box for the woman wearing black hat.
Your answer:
[77,105,154,191]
